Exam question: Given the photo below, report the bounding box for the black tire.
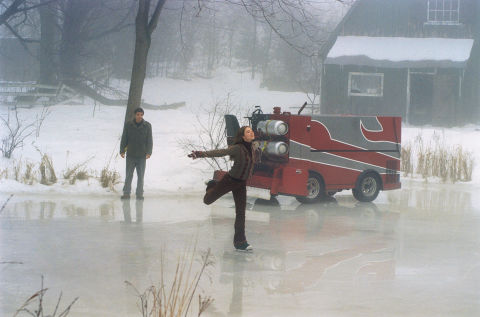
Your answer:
[296,173,325,204]
[352,173,381,202]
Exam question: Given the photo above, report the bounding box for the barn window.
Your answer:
[427,0,460,25]
[348,72,383,97]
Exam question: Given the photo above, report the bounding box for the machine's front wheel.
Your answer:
[296,173,325,204]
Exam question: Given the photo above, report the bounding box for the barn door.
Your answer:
[409,73,433,125]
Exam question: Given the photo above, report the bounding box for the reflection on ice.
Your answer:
[1,195,210,223]
[387,180,473,212]
[217,198,398,297]
[1,183,479,316]
[122,199,143,223]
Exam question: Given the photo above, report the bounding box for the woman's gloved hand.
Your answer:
[188,151,203,159]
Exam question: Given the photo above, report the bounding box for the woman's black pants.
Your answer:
[203,174,247,245]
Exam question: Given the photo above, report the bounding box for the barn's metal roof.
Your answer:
[326,36,474,68]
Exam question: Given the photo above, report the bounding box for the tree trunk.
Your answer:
[228,26,234,68]
[60,0,88,80]
[251,18,257,80]
[206,12,216,76]
[39,0,56,85]
[262,27,272,81]
[124,0,166,123]
[125,25,150,122]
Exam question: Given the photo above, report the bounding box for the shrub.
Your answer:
[126,247,214,317]
[23,162,36,185]
[0,167,7,179]
[63,156,93,184]
[178,94,247,172]
[405,132,475,183]
[39,153,57,185]
[1,106,37,158]
[400,143,413,176]
[13,276,78,317]
[13,159,22,181]
[100,166,120,190]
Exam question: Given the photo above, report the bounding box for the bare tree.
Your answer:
[0,106,36,159]
[124,0,166,123]
[58,0,135,80]
[1,0,134,84]
[0,0,57,62]
[0,0,55,27]
[38,0,56,84]
[232,0,352,112]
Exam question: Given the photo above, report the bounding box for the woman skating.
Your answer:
[189,126,256,251]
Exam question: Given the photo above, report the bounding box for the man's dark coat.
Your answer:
[120,119,153,158]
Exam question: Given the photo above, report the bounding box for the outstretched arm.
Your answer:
[188,147,237,160]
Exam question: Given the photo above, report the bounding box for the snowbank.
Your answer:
[1,69,479,197]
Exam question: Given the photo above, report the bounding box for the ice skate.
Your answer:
[234,242,253,252]
[204,179,217,191]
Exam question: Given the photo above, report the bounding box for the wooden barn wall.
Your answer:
[431,69,461,125]
[462,1,480,122]
[323,65,467,125]
[322,65,407,118]
[341,0,476,39]
[321,0,480,124]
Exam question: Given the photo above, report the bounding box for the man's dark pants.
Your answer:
[123,156,146,196]
[203,174,247,245]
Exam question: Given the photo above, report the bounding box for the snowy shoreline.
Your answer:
[1,71,479,196]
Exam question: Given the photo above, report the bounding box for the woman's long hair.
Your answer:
[233,126,250,144]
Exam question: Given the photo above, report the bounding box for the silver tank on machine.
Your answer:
[257,120,288,136]
[260,141,289,156]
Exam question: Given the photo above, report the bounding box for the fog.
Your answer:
[0,0,349,94]
[1,0,477,126]
[1,1,480,316]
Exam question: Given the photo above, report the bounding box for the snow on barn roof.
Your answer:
[326,36,474,68]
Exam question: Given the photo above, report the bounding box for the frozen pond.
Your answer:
[1,180,480,316]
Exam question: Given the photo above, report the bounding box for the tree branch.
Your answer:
[3,22,37,59]
[4,21,39,43]
[0,0,57,26]
[15,0,57,13]
[0,0,24,26]
[85,1,136,41]
[147,0,167,35]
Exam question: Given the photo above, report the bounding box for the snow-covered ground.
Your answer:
[1,69,479,196]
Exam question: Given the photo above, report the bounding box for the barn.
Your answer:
[321,0,480,126]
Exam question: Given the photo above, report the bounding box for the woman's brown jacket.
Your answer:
[199,143,258,181]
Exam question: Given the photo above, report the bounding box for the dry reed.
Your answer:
[13,276,78,317]
[401,133,475,183]
[126,246,214,317]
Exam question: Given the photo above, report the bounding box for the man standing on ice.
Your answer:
[120,107,153,200]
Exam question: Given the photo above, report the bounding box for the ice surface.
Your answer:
[1,179,480,316]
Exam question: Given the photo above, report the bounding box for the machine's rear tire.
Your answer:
[296,173,325,204]
[352,173,381,202]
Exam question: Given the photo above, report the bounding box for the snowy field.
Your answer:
[1,69,479,197]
